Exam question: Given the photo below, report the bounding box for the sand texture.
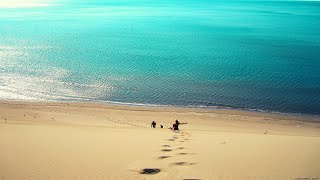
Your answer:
[0,101,319,180]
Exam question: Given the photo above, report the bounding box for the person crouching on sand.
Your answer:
[151,121,156,128]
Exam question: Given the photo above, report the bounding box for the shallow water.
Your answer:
[0,0,320,115]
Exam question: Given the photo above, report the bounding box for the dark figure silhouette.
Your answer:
[160,125,163,128]
[151,121,156,128]
[173,119,187,130]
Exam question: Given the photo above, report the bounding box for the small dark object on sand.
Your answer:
[158,156,170,159]
[140,168,161,175]
[171,162,196,166]
[162,149,172,152]
[264,131,268,134]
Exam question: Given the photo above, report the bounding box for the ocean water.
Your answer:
[0,0,320,115]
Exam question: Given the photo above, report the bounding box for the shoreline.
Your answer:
[1,99,319,123]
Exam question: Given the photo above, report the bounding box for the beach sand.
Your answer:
[0,100,319,180]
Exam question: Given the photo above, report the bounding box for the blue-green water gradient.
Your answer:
[0,0,320,115]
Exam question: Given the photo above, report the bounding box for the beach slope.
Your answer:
[0,101,319,180]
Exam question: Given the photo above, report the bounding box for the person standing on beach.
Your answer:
[174,119,180,130]
[173,119,187,130]
[151,121,156,128]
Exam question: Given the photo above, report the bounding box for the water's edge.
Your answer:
[1,97,318,121]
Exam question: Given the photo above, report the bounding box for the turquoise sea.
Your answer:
[0,0,320,115]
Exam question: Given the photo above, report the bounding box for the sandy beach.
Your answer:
[0,100,319,180]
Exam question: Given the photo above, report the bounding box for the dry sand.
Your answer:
[0,100,319,180]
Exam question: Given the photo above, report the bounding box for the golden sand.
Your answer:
[0,100,319,180]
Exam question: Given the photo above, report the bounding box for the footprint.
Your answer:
[162,145,171,147]
[161,149,172,152]
[177,147,185,150]
[140,168,161,175]
[177,153,189,155]
[171,162,197,166]
[158,156,171,159]
[167,139,175,141]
